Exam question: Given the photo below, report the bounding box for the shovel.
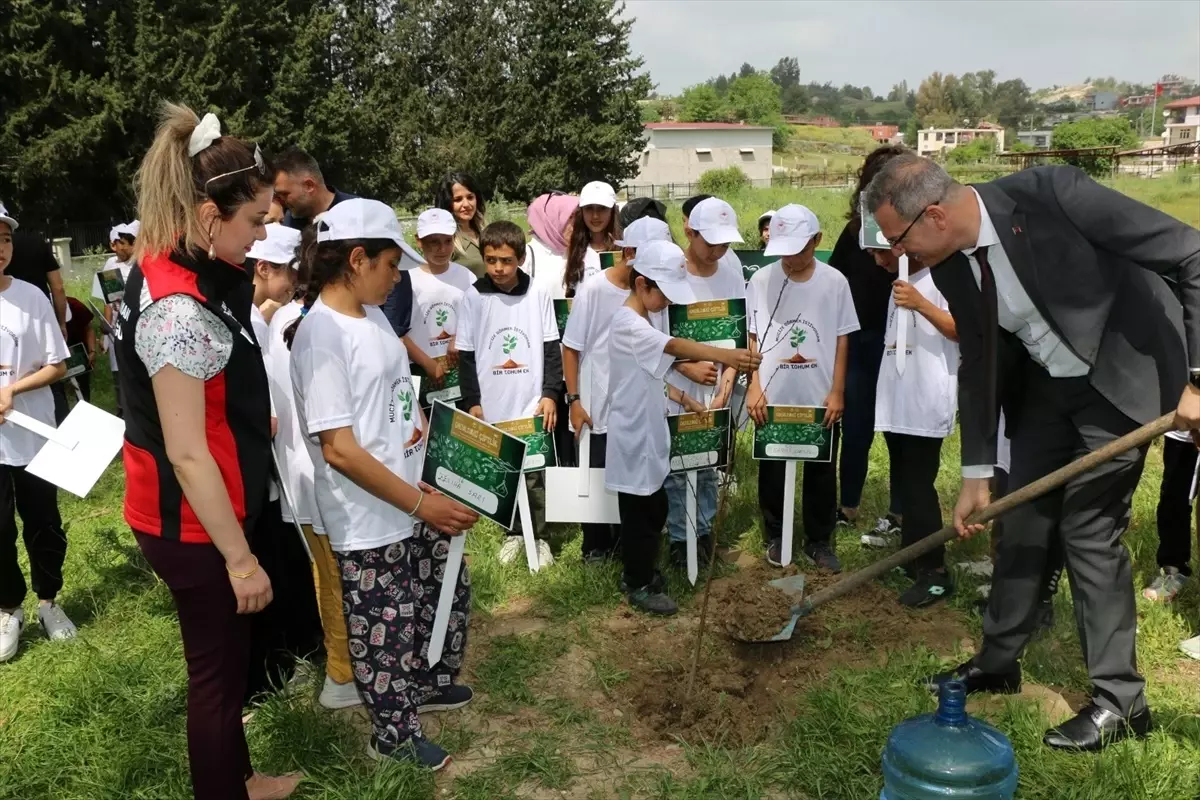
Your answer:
[729,412,1177,643]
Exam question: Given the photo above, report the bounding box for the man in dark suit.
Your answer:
[864,154,1200,752]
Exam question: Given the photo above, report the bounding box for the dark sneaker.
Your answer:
[835,508,855,529]
[899,570,953,608]
[626,586,678,616]
[766,538,783,567]
[861,515,901,548]
[620,572,666,595]
[804,541,842,573]
[368,735,451,771]
[418,684,474,713]
[670,537,712,568]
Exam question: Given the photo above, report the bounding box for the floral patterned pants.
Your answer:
[335,523,471,753]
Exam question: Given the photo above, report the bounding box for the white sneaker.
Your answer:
[319,676,363,710]
[498,537,523,565]
[1180,635,1200,661]
[0,608,25,662]
[860,517,899,549]
[535,539,554,568]
[38,603,77,641]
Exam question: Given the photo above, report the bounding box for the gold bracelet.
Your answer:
[409,493,424,518]
[226,555,259,580]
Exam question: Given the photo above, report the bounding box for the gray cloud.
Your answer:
[624,0,1200,95]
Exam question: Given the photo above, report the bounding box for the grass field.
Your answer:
[3,177,1199,799]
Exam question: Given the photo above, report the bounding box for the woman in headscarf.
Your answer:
[525,192,579,300]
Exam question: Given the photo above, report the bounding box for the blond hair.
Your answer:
[134,102,272,261]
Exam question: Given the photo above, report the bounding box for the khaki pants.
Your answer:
[301,525,353,685]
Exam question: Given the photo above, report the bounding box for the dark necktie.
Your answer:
[975,246,999,438]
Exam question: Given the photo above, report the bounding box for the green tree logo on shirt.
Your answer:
[786,326,814,365]
[790,327,806,348]
[502,333,518,355]
[435,309,449,328]
[398,389,413,422]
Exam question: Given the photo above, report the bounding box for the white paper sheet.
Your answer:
[11,403,124,498]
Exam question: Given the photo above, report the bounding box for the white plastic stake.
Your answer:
[896,254,910,376]
[271,448,314,563]
[685,471,699,585]
[426,534,465,666]
[781,461,797,566]
[517,474,540,573]
[577,360,594,496]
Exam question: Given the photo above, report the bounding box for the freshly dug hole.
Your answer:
[709,563,799,641]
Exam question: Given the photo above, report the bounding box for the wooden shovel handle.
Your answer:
[797,412,1178,617]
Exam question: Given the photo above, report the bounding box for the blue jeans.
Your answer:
[839,329,900,516]
[665,469,717,543]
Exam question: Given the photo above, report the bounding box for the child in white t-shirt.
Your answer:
[0,208,75,662]
[747,205,859,572]
[456,221,562,567]
[870,248,959,607]
[606,240,759,615]
[404,209,475,416]
[92,223,137,416]
[563,217,672,563]
[663,197,747,567]
[287,199,479,771]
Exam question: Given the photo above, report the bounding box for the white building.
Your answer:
[1016,130,1053,150]
[1164,96,1200,146]
[633,123,773,187]
[916,124,1006,157]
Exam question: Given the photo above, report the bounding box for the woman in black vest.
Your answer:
[118,104,302,800]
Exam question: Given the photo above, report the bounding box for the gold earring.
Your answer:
[207,222,217,259]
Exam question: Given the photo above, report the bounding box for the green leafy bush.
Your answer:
[698,166,752,195]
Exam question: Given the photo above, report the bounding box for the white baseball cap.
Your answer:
[127,220,141,237]
[758,209,777,227]
[688,198,743,246]
[315,198,424,267]
[0,203,16,232]
[631,240,696,305]
[248,223,302,265]
[416,208,456,239]
[579,181,617,209]
[615,217,671,251]
[764,204,821,257]
[109,225,124,243]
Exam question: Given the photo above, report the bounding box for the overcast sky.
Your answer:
[624,0,1200,96]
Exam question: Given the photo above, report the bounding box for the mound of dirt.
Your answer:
[709,563,798,641]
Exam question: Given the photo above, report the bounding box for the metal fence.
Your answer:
[621,171,858,200]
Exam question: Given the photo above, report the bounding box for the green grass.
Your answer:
[5,216,1199,798]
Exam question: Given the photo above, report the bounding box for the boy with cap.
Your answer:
[758,210,776,246]
[92,222,138,416]
[563,216,672,562]
[606,240,760,614]
[747,205,859,572]
[662,197,747,567]
[405,208,476,416]
[457,221,562,568]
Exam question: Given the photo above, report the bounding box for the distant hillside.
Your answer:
[1034,84,1096,104]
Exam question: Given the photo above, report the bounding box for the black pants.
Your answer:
[244,500,324,703]
[581,432,620,556]
[883,433,945,573]
[136,533,253,800]
[51,382,68,426]
[618,488,668,589]
[758,426,840,547]
[1156,436,1197,575]
[978,368,1147,717]
[0,464,67,608]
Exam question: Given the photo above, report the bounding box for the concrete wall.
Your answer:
[634,128,774,185]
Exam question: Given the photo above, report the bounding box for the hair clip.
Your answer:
[299,305,309,318]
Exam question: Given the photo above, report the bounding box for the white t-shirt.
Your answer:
[526,236,568,300]
[0,279,70,466]
[267,302,321,530]
[456,281,557,424]
[665,251,746,414]
[290,298,425,551]
[606,306,675,495]
[407,263,475,360]
[747,259,859,407]
[874,269,959,438]
[92,259,134,372]
[562,271,631,434]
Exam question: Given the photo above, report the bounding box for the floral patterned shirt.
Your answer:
[134,292,232,380]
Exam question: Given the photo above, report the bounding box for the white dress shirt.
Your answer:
[961,188,1090,479]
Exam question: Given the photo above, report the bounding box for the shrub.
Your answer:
[698,166,752,196]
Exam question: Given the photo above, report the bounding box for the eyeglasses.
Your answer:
[203,145,269,192]
[887,205,931,249]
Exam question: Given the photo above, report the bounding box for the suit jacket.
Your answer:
[931,166,1200,469]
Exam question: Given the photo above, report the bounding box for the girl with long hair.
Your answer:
[562,181,621,297]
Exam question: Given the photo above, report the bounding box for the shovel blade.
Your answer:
[729,574,808,643]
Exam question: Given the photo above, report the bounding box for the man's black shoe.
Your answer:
[1043,703,1152,752]
[924,659,1021,695]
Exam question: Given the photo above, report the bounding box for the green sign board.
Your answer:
[599,251,626,270]
[667,298,747,350]
[752,405,832,462]
[859,197,890,250]
[734,249,777,282]
[493,415,558,473]
[60,344,90,380]
[668,409,732,474]
[422,401,528,530]
[411,356,461,407]
[97,269,126,303]
[553,298,572,339]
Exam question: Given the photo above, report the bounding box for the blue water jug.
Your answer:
[880,680,1018,799]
